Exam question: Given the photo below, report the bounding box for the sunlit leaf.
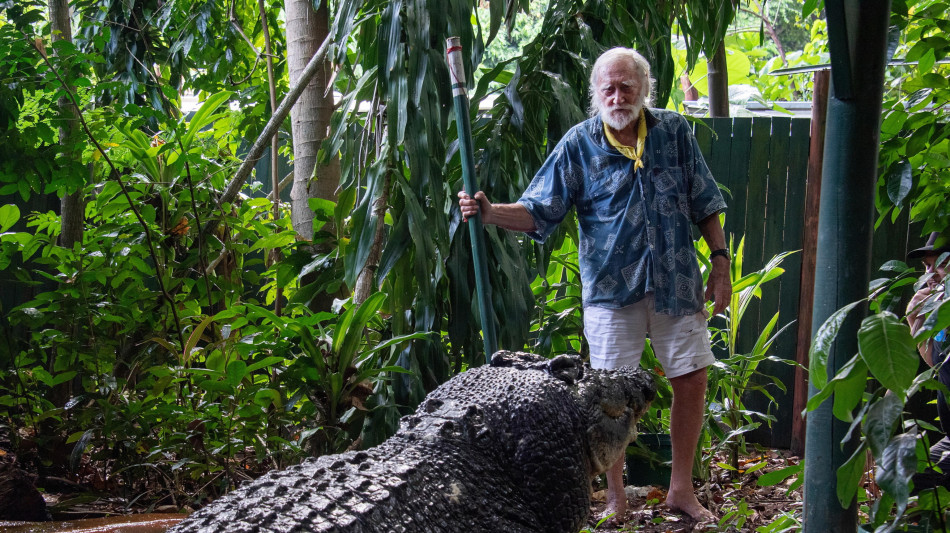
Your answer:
[809,301,863,391]
[0,204,19,232]
[857,312,918,395]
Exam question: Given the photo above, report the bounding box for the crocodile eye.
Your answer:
[601,401,625,418]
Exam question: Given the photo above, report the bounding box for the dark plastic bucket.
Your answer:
[625,433,672,488]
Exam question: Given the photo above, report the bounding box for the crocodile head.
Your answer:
[489,351,656,477]
[577,363,656,475]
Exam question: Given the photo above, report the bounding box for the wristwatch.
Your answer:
[710,248,730,261]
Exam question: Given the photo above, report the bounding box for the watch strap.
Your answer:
[710,248,730,261]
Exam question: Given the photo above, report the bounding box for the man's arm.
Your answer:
[458,191,537,233]
[698,212,731,316]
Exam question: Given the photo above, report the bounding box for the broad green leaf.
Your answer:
[870,492,895,529]
[360,331,432,364]
[205,350,225,373]
[308,197,337,222]
[289,323,327,377]
[885,161,912,206]
[880,109,908,136]
[809,301,863,391]
[48,370,78,387]
[916,486,950,513]
[832,355,868,422]
[875,432,917,518]
[836,442,868,508]
[253,388,282,408]
[806,354,863,413]
[864,394,903,459]
[237,404,264,418]
[199,379,232,393]
[0,204,19,232]
[857,312,918,395]
[225,360,247,387]
[918,48,936,75]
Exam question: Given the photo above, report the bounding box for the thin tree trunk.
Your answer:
[285,0,340,240]
[258,0,283,316]
[49,0,83,248]
[208,33,332,220]
[706,41,729,118]
[743,2,787,66]
[353,169,390,306]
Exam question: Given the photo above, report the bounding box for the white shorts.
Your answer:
[584,295,715,379]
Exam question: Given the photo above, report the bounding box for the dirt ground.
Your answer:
[586,450,804,532]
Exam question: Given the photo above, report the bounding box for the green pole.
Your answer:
[803,1,891,531]
[446,37,498,363]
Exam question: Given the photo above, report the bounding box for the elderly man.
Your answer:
[458,47,729,522]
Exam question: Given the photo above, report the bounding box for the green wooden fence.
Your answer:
[695,116,810,449]
[694,116,917,449]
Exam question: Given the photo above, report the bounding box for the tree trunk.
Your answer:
[353,168,390,306]
[49,0,83,248]
[706,41,729,118]
[285,0,339,240]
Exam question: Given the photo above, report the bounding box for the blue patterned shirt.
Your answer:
[517,109,726,315]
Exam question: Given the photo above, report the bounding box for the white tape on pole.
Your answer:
[446,36,467,97]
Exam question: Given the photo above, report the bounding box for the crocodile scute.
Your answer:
[170,350,656,533]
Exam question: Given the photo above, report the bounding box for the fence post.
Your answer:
[791,68,830,457]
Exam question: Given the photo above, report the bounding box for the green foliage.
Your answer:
[699,230,796,475]
[476,0,547,69]
[670,16,829,112]
[807,256,950,530]
[877,0,950,237]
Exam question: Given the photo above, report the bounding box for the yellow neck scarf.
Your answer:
[603,108,648,170]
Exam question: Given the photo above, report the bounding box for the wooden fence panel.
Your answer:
[697,116,811,449]
[726,118,753,239]
[768,118,811,448]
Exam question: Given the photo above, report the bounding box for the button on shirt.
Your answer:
[516,109,727,316]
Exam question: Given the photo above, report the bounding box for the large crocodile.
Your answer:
[171,350,655,533]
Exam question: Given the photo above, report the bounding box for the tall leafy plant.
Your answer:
[807,258,949,530]
[698,231,796,474]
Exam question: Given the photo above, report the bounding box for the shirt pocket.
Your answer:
[651,167,690,222]
[584,168,634,218]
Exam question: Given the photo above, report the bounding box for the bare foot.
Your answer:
[598,486,628,526]
[665,491,715,523]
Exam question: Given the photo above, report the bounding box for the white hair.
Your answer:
[589,47,654,116]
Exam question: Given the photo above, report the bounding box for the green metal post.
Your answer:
[803,1,891,531]
[446,37,498,363]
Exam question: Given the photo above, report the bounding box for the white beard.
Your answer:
[600,103,642,132]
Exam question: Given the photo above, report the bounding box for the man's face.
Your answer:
[593,58,642,132]
[922,253,948,290]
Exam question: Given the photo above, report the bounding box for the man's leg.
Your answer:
[584,303,649,522]
[603,456,627,520]
[666,367,714,521]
